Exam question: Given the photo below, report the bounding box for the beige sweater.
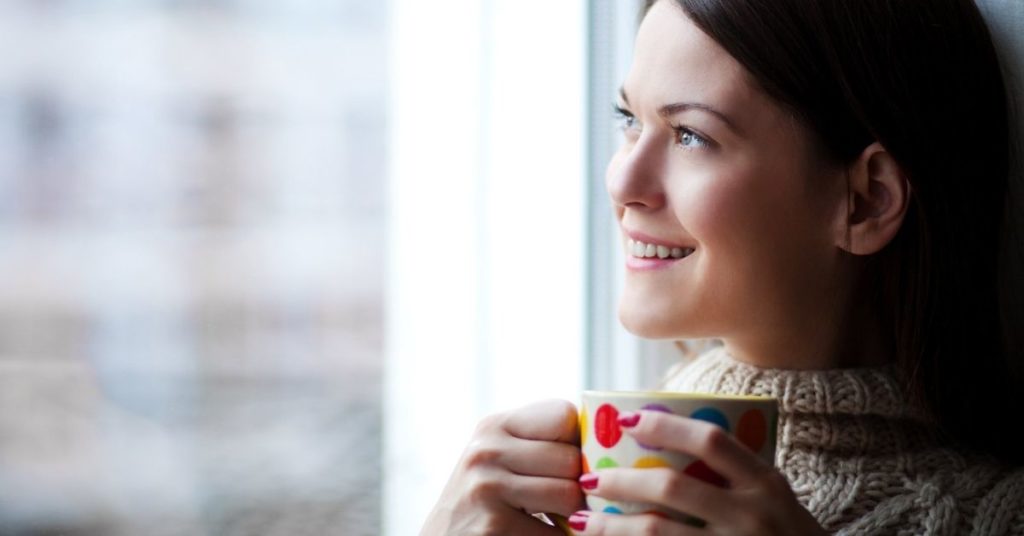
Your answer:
[662,347,1024,535]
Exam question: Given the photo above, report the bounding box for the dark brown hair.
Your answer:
[648,0,1022,464]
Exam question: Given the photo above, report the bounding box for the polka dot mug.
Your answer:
[579,390,778,525]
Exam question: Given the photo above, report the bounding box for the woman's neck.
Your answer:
[722,265,893,370]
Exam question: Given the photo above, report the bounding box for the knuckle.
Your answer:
[544,397,578,418]
[552,480,585,514]
[465,471,504,505]
[474,515,507,536]
[738,507,773,534]
[563,447,582,475]
[462,438,502,469]
[657,470,685,500]
[760,468,791,491]
[474,412,506,435]
[731,516,757,535]
[638,516,665,536]
[546,398,581,436]
[698,425,729,452]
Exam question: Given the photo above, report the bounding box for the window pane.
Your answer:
[0,2,386,535]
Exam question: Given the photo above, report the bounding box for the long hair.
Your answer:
[649,0,1022,464]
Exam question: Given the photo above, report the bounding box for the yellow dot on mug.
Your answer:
[736,409,767,452]
[634,456,672,469]
[580,406,589,447]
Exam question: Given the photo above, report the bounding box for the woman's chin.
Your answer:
[617,302,693,339]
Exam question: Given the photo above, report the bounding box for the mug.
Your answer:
[578,390,778,524]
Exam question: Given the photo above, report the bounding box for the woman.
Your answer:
[423,0,1024,533]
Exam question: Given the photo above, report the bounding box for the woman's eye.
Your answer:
[675,127,710,149]
[613,105,640,133]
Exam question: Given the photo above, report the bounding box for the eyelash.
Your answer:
[613,105,639,132]
[613,104,713,150]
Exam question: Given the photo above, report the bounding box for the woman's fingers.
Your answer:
[422,400,588,535]
[501,398,580,443]
[570,510,703,536]
[623,410,773,485]
[463,409,581,479]
[501,473,586,516]
[504,438,582,478]
[578,467,732,525]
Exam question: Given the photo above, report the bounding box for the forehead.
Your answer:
[624,1,755,106]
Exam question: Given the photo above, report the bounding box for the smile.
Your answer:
[628,239,695,259]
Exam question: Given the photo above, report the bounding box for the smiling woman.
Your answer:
[420,0,1024,533]
[607,8,856,354]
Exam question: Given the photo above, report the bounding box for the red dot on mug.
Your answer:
[736,409,768,452]
[594,403,622,448]
[683,460,729,488]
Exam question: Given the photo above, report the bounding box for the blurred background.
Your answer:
[0,0,678,533]
[0,1,386,534]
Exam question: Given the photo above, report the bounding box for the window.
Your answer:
[384,0,681,533]
[0,2,387,534]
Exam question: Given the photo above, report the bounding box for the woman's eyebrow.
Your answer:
[619,87,743,136]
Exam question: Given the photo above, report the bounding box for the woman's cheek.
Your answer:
[676,171,749,245]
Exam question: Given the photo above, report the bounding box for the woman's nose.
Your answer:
[606,141,665,210]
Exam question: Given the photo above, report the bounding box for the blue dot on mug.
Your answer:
[603,506,623,514]
[690,407,730,432]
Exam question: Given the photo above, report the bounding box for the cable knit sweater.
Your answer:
[662,347,1024,535]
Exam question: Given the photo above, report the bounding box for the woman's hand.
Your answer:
[570,410,826,535]
[421,399,586,535]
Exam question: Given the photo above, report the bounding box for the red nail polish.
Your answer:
[568,512,590,531]
[618,411,640,428]
[579,473,599,490]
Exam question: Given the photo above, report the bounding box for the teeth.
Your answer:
[627,239,694,259]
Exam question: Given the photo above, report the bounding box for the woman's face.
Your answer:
[608,1,847,353]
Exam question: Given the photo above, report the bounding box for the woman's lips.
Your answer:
[627,238,695,260]
[625,238,696,271]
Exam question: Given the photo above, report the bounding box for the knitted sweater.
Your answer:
[662,347,1024,535]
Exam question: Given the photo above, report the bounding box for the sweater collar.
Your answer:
[665,346,929,422]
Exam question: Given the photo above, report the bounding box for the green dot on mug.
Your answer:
[596,456,619,469]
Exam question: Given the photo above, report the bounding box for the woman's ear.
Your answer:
[836,142,911,255]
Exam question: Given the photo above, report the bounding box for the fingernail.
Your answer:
[579,473,599,490]
[568,511,590,531]
[618,411,640,428]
